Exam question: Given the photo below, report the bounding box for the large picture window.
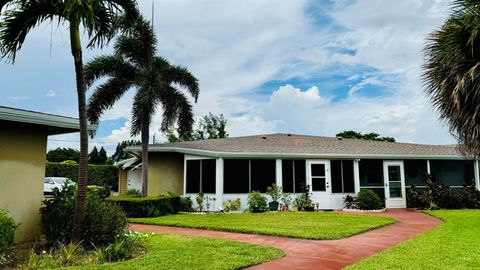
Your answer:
[185,159,216,193]
[224,159,276,193]
[359,159,384,186]
[282,160,306,193]
[331,160,355,193]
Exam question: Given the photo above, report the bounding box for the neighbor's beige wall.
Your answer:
[118,168,128,195]
[148,152,184,196]
[0,122,48,243]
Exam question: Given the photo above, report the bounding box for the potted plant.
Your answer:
[266,184,282,211]
[196,192,204,212]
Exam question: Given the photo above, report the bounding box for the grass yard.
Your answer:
[347,210,480,269]
[60,233,283,270]
[130,211,396,240]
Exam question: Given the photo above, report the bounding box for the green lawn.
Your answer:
[130,212,396,240]
[63,233,284,270]
[347,210,480,269]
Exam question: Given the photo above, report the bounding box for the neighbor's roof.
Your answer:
[127,133,470,160]
[0,106,96,135]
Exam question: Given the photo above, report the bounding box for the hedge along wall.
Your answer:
[108,196,180,217]
[45,162,118,191]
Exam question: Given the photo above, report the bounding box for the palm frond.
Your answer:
[158,86,194,138]
[84,54,136,87]
[87,77,133,126]
[0,0,63,61]
[164,63,200,102]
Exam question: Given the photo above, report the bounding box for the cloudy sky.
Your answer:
[0,0,454,155]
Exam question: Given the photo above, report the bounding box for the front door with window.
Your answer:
[307,160,331,209]
[383,161,406,208]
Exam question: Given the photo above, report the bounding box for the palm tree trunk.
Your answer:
[141,124,149,197]
[70,22,88,242]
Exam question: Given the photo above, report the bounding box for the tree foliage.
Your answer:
[112,140,141,162]
[335,130,395,142]
[167,113,229,143]
[47,147,81,163]
[423,0,480,156]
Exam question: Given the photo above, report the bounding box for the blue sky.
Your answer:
[0,0,453,154]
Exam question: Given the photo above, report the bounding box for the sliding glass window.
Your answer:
[224,159,276,193]
[331,160,355,193]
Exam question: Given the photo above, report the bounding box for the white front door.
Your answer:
[383,161,406,208]
[307,160,331,209]
[127,169,142,191]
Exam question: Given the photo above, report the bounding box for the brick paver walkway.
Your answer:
[130,209,441,270]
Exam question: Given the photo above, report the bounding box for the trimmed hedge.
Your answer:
[45,162,118,191]
[0,211,16,263]
[108,196,180,217]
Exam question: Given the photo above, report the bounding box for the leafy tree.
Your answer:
[86,16,199,197]
[423,0,480,156]
[167,113,229,142]
[112,140,141,162]
[336,130,395,142]
[88,146,100,164]
[98,146,108,164]
[0,0,139,241]
[47,148,80,163]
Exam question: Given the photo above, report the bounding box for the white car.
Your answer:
[44,177,72,195]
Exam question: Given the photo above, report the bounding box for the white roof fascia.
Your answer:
[0,106,96,131]
[126,146,473,160]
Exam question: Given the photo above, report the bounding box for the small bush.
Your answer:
[196,193,205,211]
[179,197,193,212]
[406,185,430,209]
[108,196,180,217]
[96,231,145,263]
[356,189,383,210]
[0,211,16,266]
[223,198,241,212]
[343,194,356,209]
[82,199,128,248]
[41,182,128,247]
[247,192,268,213]
[87,185,111,199]
[125,189,142,197]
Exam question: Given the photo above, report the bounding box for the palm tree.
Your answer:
[423,0,480,156]
[0,0,138,241]
[86,16,199,197]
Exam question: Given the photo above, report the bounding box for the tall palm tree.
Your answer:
[423,0,480,156]
[86,16,199,196]
[0,0,138,241]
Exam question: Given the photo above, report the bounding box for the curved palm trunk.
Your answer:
[141,124,149,197]
[70,23,89,242]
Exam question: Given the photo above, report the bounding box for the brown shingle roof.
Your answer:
[133,133,467,159]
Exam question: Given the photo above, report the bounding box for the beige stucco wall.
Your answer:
[0,122,48,243]
[148,152,184,196]
[118,168,128,195]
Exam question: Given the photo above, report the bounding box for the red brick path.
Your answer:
[130,209,441,270]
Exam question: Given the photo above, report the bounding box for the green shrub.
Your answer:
[196,193,205,211]
[125,189,142,197]
[266,184,282,202]
[60,160,78,165]
[179,197,193,212]
[0,211,16,266]
[41,182,127,248]
[97,231,146,263]
[356,189,383,210]
[87,185,111,199]
[82,199,128,248]
[45,162,118,191]
[223,198,241,212]
[108,196,180,217]
[247,192,268,213]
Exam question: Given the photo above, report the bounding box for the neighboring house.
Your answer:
[116,155,142,194]
[122,133,479,210]
[0,106,95,243]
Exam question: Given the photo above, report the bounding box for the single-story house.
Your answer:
[121,133,479,210]
[0,106,94,243]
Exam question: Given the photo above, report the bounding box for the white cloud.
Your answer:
[7,96,29,101]
[46,90,56,97]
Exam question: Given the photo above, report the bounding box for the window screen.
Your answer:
[282,160,306,193]
[186,160,200,193]
[294,160,306,192]
[224,159,249,193]
[251,159,276,192]
[201,159,216,193]
[282,160,294,192]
